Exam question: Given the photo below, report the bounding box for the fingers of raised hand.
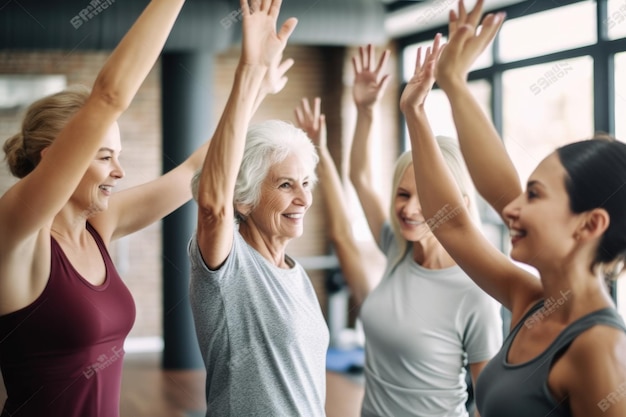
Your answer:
[448,9,459,37]
[450,0,485,39]
[313,97,321,128]
[277,17,298,42]
[457,0,467,24]
[375,49,391,77]
[294,106,304,127]
[358,45,368,72]
[466,0,485,28]
[301,97,312,118]
[241,0,251,15]
[454,0,483,28]
[366,43,375,71]
[414,47,424,76]
[253,0,276,14]
[296,97,319,131]
[266,0,282,17]
[478,12,505,44]
[278,57,295,74]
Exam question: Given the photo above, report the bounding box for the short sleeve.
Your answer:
[378,222,395,254]
[188,230,237,283]
[462,289,504,364]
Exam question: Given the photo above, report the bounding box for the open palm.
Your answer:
[352,44,391,108]
[241,0,297,68]
[400,33,443,114]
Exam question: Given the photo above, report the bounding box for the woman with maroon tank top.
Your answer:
[0,2,188,416]
[0,1,293,414]
[0,1,294,415]
[400,1,626,416]
[0,1,291,416]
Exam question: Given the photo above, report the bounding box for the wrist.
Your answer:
[315,144,331,157]
[438,76,468,95]
[402,105,428,121]
[355,103,375,115]
[236,62,269,76]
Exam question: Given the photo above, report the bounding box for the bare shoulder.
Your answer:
[554,321,626,416]
[568,322,626,362]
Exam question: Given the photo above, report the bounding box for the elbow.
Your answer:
[197,199,231,227]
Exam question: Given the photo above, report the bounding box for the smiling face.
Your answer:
[393,165,432,243]
[246,153,313,243]
[502,152,582,270]
[71,123,125,217]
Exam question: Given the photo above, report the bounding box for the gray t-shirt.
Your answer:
[188,228,329,417]
[359,223,503,417]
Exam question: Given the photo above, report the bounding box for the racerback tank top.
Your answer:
[0,222,136,417]
[476,299,626,417]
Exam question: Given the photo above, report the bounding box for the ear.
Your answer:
[235,203,252,221]
[576,208,610,241]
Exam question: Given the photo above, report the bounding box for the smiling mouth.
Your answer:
[403,219,425,226]
[99,185,113,192]
[509,228,527,243]
[284,213,303,219]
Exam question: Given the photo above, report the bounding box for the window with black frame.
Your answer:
[398,0,626,318]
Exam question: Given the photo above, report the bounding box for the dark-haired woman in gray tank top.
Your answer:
[399,0,626,416]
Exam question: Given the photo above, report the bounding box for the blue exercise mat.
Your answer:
[326,347,365,373]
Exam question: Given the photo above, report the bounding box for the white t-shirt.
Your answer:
[359,223,503,417]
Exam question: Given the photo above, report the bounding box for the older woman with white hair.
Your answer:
[187,1,328,416]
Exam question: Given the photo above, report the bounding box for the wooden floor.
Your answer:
[0,352,365,417]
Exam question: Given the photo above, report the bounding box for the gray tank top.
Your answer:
[475,300,626,417]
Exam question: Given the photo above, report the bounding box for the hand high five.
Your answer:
[436,0,505,92]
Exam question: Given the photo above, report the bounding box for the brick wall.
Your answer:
[0,42,398,339]
[0,50,163,339]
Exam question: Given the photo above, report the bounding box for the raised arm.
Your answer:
[100,44,295,241]
[196,0,297,269]
[0,0,186,244]
[295,97,370,306]
[436,0,521,218]
[347,45,391,245]
[400,33,541,315]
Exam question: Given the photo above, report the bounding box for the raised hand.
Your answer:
[262,53,294,96]
[400,33,444,114]
[436,0,505,92]
[240,0,298,68]
[294,97,326,149]
[352,44,391,109]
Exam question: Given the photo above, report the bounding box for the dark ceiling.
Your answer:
[0,0,396,52]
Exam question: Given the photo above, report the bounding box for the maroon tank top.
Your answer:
[0,222,136,417]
